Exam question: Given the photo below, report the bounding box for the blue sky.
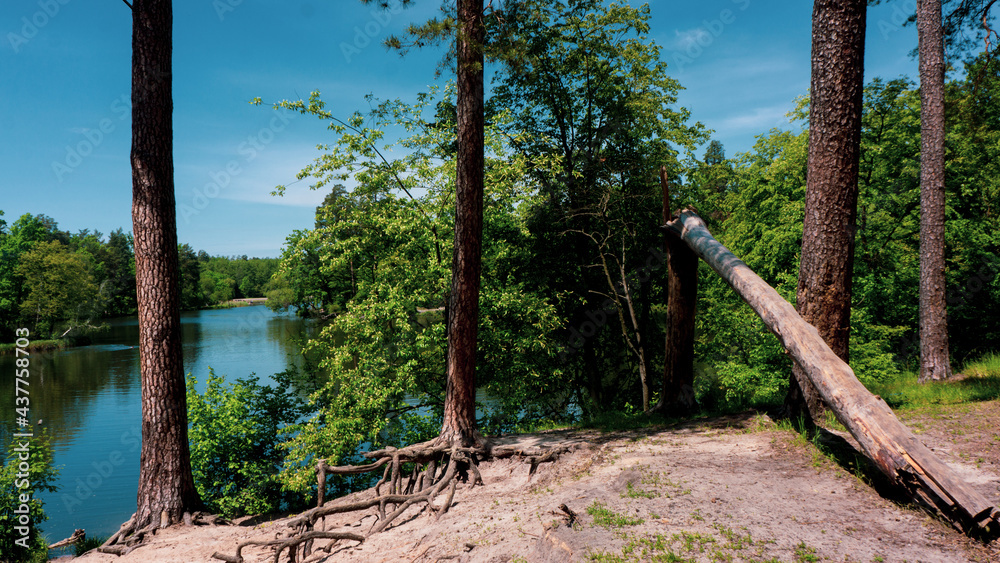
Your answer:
[1,0,920,258]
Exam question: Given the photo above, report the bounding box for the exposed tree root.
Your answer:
[212,438,575,563]
[96,511,226,556]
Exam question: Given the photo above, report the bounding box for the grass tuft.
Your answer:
[586,500,645,529]
[963,352,1000,379]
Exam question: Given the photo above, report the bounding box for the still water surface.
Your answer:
[0,306,312,545]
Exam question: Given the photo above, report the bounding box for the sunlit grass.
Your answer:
[867,352,1000,410]
[586,500,645,529]
[964,352,1000,378]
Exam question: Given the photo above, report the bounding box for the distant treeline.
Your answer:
[0,211,279,341]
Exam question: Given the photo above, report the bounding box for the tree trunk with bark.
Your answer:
[666,209,1000,539]
[917,0,953,382]
[440,0,485,447]
[656,166,697,414]
[130,0,200,531]
[789,0,867,422]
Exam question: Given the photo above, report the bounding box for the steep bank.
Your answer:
[70,407,1000,562]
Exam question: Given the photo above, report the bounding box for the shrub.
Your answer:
[187,369,310,518]
[0,431,59,563]
[715,361,786,411]
[848,308,906,386]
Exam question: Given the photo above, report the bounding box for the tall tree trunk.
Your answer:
[917,0,953,382]
[131,0,200,528]
[440,0,485,447]
[787,0,866,422]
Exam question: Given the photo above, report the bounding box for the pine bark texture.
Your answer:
[666,209,1000,538]
[131,0,200,528]
[917,0,953,382]
[656,167,697,414]
[441,0,485,446]
[790,0,867,421]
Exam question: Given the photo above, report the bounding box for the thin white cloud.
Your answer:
[718,105,793,131]
[175,143,328,210]
[671,27,712,51]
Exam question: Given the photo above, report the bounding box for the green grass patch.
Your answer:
[622,481,658,499]
[964,352,1000,378]
[588,533,697,562]
[587,529,777,563]
[868,367,1000,410]
[74,535,110,556]
[586,500,645,529]
[0,339,69,354]
[793,541,819,562]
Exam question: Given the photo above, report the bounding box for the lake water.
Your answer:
[0,306,313,547]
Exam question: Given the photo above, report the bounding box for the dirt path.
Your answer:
[70,409,1000,563]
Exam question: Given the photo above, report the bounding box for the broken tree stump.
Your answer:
[656,166,698,414]
[664,208,1000,539]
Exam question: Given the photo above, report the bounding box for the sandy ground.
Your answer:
[66,407,1000,563]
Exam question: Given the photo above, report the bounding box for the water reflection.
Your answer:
[0,306,312,545]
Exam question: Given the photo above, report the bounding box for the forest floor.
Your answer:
[66,401,1000,563]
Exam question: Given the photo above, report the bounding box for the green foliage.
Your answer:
[101,229,137,317]
[848,308,905,386]
[197,255,281,306]
[713,361,786,412]
[0,432,59,563]
[692,66,1000,406]
[17,240,103,338]
[186,370,310,517]
[487,0,707,413]
[199,270,236,304]
[261,85,570,491]
[178,243,204,311]
[0,214,65,340]
[251,10,1000,445]
[0,216,140,338]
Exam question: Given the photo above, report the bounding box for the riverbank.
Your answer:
[204,298,269,310]
[0,338,71,355]
[69,404,1000,562]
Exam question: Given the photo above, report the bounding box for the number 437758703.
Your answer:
[15,327,29,399]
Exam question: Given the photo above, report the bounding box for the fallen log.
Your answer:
[49,529,85,549]
[664,208,1000,538]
